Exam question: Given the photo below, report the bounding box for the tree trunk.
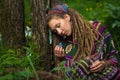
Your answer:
[0,0,4,47]
[50,0,62,7]
[31,0,51,71]
[0,0,3,33]
[1,0,25,50]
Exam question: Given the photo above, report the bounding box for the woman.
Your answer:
[47,4,120,80]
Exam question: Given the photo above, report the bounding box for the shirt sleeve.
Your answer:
[93,21,119,67]
[101,32,118,66]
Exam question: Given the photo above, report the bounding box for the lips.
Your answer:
[63,31,67,36]
[61,31,68,36]
[65,32,67,36]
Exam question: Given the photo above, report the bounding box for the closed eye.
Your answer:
[52,23,60,33]
[55,23,60,28]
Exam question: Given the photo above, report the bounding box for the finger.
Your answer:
[91,67,103,72]
[90,63,103,72]
[91,60,106,72]
[58,47,65,57]
[90,60,100,68]
[61,49,65,57]
[54,46,60,56]
[54,46,65,57]
[58,47,63,56]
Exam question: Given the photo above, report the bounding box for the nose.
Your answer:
[56,28,62,35]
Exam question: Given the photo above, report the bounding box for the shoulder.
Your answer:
[89,20,107,35]
[89,20,101,29]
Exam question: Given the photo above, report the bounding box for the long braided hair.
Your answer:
[47,4,99,60]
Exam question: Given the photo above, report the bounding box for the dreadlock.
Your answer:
[68,8,99,60]
[47,4,100,60]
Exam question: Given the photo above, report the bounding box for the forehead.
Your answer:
[48,18,60,29]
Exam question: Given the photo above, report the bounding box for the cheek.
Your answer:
[48,23,54,30]
[67,22,71,31]
[68,23,72,35]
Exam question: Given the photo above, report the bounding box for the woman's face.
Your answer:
[48,14,72,36]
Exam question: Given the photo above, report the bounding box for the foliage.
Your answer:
[0,42,43,79]
[24,45,40,80]
[52,61,85,80]
[105,4,120,28]
[0,34,2,50]
[52,61,70,80]
[0,48,30,79]
[64,0,120,22]
[104,4,120,63]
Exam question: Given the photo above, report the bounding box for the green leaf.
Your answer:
[51,67,62,72]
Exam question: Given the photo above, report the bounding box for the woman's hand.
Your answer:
[54,45,65,57]
[90,60,109,72]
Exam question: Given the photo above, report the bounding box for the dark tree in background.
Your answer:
[50,0,62,7]
[30,0,52,71]
[0,0,62,72]
[0,0,4,34]
[0,0,25,50]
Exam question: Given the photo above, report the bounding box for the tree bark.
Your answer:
[31,0,51,71]
[50,0,62,7]
[1,0,25,49]
[0,0,3,33]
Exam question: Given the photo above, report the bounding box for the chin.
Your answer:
[67,33,71,36]
[67,34,70,36]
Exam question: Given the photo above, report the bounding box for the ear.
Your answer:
[64,14,70,22]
